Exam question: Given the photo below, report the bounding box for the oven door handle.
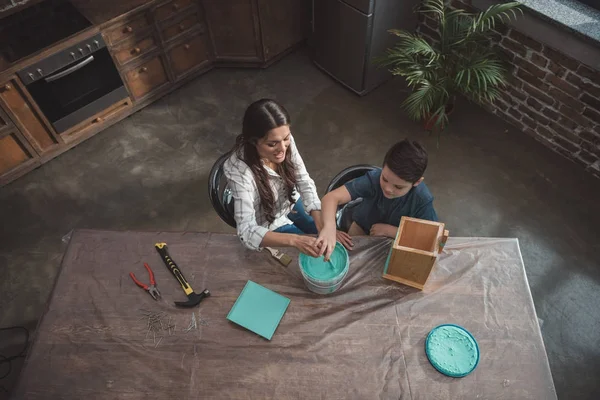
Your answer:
[44,56,95,83]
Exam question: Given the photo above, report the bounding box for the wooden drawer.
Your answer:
[161,12,202,42]
[105,14,151,45]
[0,79,58,154]
[112,35,158,66]
[124,56,169,99]
[0,106,11,131]
[167,34,211,79]
[0,127,39,186]
[154,0,194,23]
[62,98,133,143]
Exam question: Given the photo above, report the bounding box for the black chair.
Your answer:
[208,152,237,228]
[325,164,379,231]
[209,157,378,231]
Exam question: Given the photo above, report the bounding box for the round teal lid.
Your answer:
[425,324,479,378]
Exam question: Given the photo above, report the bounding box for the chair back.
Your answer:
[325,164,379,231]
[326,164,379,193]
[208,152,237,228]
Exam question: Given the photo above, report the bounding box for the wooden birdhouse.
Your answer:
[383,217,449,290]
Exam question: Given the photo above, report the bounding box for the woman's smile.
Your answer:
[274,150,286,161]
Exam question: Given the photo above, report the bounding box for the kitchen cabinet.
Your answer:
[104,13,152,46]
[153,0,195,23]
[202,0,308,64]
[258,0,309,62]
[160,10,204,43]
[112,35,159,66]
[124,55,170,99]
[167,33,211,80]
[0,78,60,155]
[0,0,309,186]
[0,126,40,186]
[203,0,262,62]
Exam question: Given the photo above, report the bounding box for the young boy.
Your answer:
[316,139,437,259]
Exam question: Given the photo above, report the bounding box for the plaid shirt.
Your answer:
[223,135,321,251]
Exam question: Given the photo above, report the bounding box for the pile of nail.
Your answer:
[139,310,175,348]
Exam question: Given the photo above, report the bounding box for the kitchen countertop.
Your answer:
[70,0,155,27]
[0,0,161,77]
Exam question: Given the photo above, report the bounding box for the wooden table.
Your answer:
[12,230,557,399]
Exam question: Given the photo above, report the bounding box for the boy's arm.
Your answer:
[315,186,352,259]
[369,223,397,238]
[321,186,352,229]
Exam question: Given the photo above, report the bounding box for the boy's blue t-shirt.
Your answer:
[344,168,438,233]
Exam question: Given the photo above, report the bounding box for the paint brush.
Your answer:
[327,258,335,270]
[264,247,292,267]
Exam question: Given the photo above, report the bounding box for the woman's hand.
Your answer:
[369,223,397,238]
[291,235,321,258]
[336,230,354,251]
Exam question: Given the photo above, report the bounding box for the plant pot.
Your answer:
[424,104,455,131]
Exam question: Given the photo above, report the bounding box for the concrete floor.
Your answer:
[1,49,599,399]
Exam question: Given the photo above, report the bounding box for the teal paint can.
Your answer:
[298,242,349,294]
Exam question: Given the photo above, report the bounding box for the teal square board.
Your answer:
[226,280,290,340]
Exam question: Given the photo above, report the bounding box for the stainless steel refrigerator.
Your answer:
[311,0,420,95]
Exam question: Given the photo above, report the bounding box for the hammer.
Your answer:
[155,243,210,307]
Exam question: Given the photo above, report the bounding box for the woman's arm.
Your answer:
[225,155,320,256]
[289,135,321,214]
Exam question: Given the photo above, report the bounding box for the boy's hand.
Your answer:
[369,223,397,238]
[315,225,337,260]
[336,230,354,251]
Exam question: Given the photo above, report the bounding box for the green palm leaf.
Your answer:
[471,2,522,33]
[375,0,521,134]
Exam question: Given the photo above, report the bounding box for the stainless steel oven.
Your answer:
[17,33,128,133]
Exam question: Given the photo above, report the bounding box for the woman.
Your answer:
[224,99,352,257]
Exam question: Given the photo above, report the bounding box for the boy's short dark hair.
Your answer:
[383,139,428,183]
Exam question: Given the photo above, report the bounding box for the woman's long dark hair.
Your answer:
[233,99,297,224]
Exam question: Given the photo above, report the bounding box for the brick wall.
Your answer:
[417,2,600,178]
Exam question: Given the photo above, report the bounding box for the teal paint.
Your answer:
[300,243,346,281]
[425,324,480,378]
[298,243,349,294]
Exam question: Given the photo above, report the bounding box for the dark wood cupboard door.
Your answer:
[0,127,40,186]
[257,0,309,62]
[202,0,262,62]
[0,79,59,155]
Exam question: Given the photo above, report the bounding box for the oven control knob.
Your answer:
[78,48,84,55]
[28,73,35,81]
[37,68,43,76]
[70,52,76,59]
[87,44,92,52]
[93,40,99,48]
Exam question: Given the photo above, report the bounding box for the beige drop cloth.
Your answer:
[11,230,556,399]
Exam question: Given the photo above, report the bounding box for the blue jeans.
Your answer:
[274,198,318,234]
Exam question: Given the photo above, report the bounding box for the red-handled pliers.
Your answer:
[130,263,161,300]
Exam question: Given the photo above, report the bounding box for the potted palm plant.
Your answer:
[376,0,522,133]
